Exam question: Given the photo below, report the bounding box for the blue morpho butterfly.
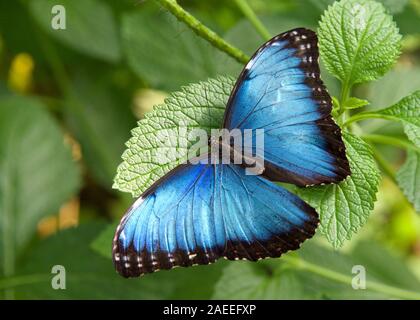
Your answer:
[113,28,350,278]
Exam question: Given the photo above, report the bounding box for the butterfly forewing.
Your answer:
[224,28,350,186]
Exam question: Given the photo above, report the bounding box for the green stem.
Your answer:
[233,0,271,40]
[338,82,351,114]
[337,81,351,126]
[155,0,249,64]
[343,112,395,127]
[283,255,420,300]
[362,134,419,153]
[370,146,397,183]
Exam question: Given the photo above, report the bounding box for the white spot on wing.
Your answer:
[189,253,197,259]
[245,57,256,70]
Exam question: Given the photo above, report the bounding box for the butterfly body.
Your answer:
[113,28,350,278]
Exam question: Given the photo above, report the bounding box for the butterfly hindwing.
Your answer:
[224,28,350,186]
[113,163,318,277]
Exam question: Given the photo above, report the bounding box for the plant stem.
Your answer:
[233,0,271,40]
[343,112,395,127]
[362,134,419,153]
[155,0,249,64]
[370,146,397,183]
[337,81,351,126]
[338,81,351,114]
[283,255,420,300]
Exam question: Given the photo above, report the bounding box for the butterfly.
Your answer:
[112,28,350,278]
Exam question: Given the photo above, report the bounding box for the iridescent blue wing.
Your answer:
[113,163,318,277]
[223,28,350,186]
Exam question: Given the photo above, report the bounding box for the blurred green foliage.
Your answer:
[0,0,419,300]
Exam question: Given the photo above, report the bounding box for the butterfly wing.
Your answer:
[113,163,318,277]
[223,28,350,186]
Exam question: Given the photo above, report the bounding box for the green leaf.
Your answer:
[397,150,420,212]
[29,0,120,62]
[318,0,401,86]
[344,97,369,109]
[121,9,217,91]
[65,72,136,188]
[404,123,420,148]
[298,132,380,248]
[113,76,234,197]
[364,67,420,144]
[213,241,420,299]
[375,91,420,150]
[0,96,80,275]
[377,91,420,126]
[375,91,420,139]
[13,223,174,299]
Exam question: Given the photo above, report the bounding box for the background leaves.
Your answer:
[0,96,80,275]
[65,72,136,188]
[122,8,218,91]
[29,0,121,62]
